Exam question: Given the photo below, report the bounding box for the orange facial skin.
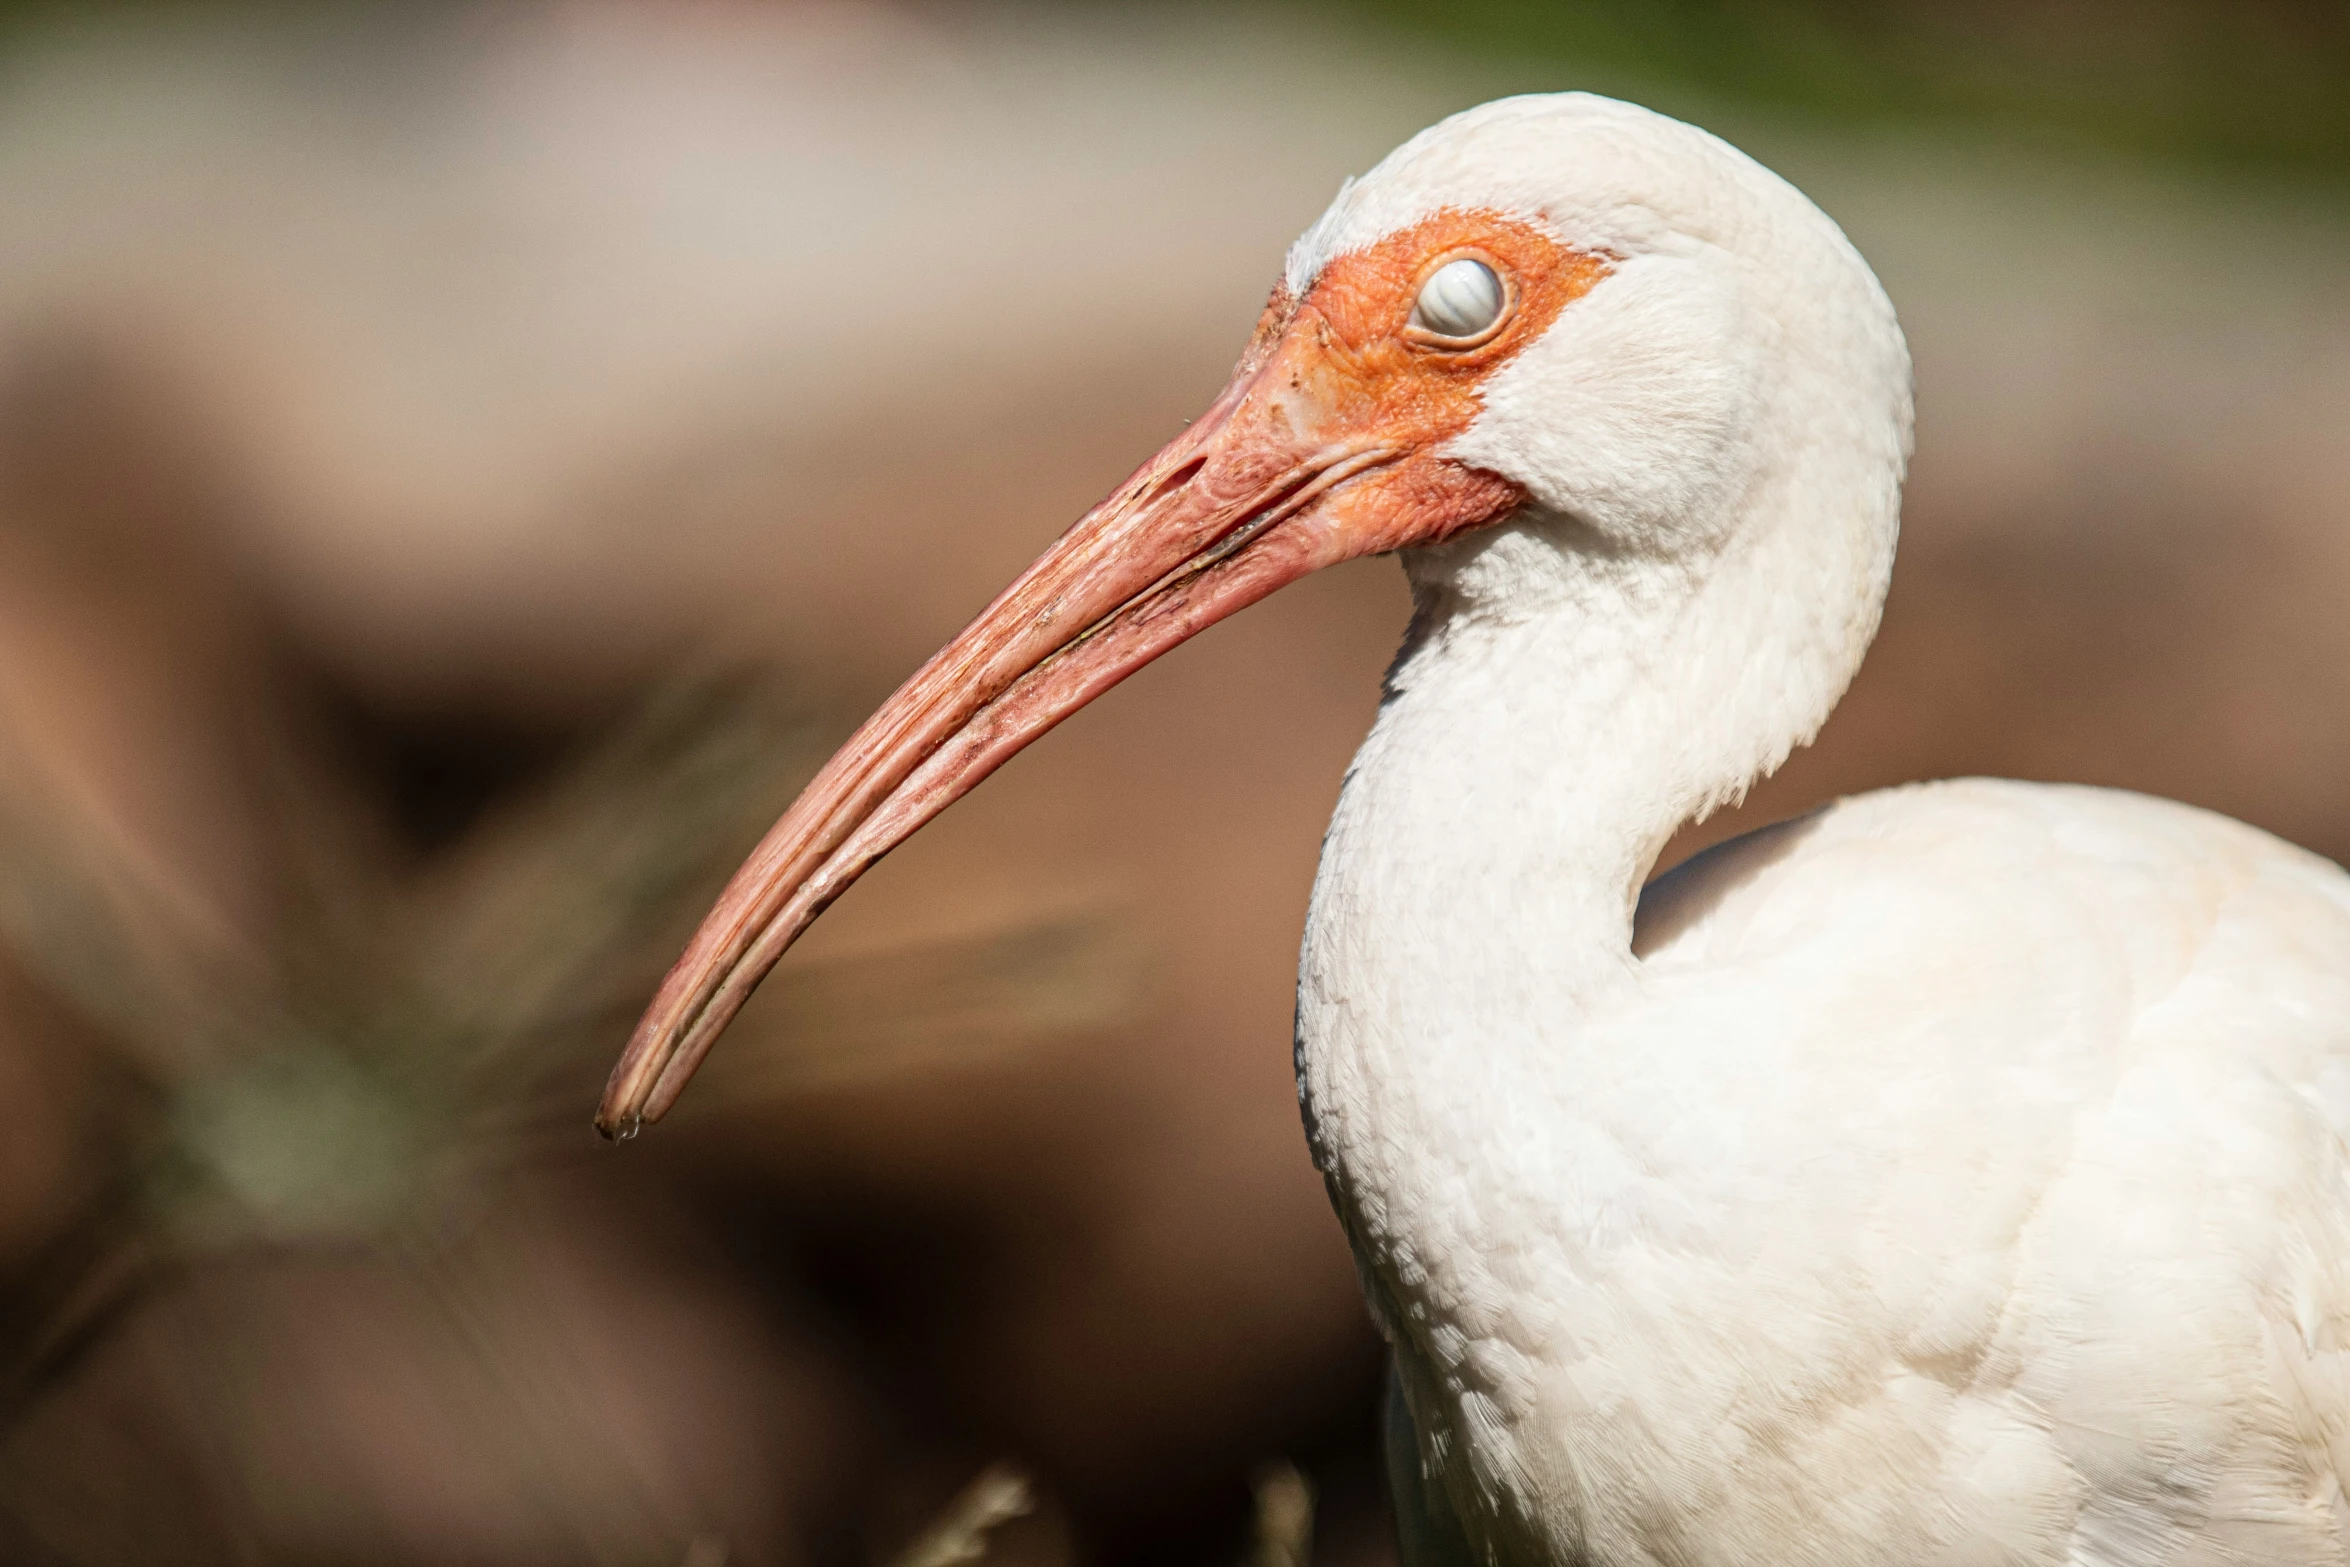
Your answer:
[1301,209,1611,438]
[1207,211,1612,566]
[597,210,1611,1136]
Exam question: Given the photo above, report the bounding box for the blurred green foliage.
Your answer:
[0,0,2340,177]
[1335,0,2350,175]
[0,0,2342,171]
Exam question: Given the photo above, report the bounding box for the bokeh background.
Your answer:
[0,1,2343,1562]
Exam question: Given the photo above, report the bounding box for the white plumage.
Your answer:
[1291,96,2350,1566]
[1325,776,2350,1565]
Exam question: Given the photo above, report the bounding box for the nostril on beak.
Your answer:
[1141,455,1207,510]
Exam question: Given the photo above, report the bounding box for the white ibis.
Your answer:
[600,94,2350,1565]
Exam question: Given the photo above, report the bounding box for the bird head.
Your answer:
[596,93,1911,1136]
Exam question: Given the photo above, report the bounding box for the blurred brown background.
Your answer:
[0,1,2343,1562]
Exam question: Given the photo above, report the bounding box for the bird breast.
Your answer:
[1298,776,2350,1566]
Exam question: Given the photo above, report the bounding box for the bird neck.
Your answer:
[1308,508,1834,1008]
[1293,504,1860,1283]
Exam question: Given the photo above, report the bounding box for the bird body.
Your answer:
[1316,776,2350,1565]
[602,92,2350,1566]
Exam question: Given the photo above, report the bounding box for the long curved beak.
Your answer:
[595,297,1512,1137]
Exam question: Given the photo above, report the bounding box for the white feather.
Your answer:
[1289,94,2350,1567]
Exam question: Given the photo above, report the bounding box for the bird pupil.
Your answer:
[1413,258,1503,340]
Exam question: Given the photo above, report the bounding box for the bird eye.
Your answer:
[1408,256,1508,344]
